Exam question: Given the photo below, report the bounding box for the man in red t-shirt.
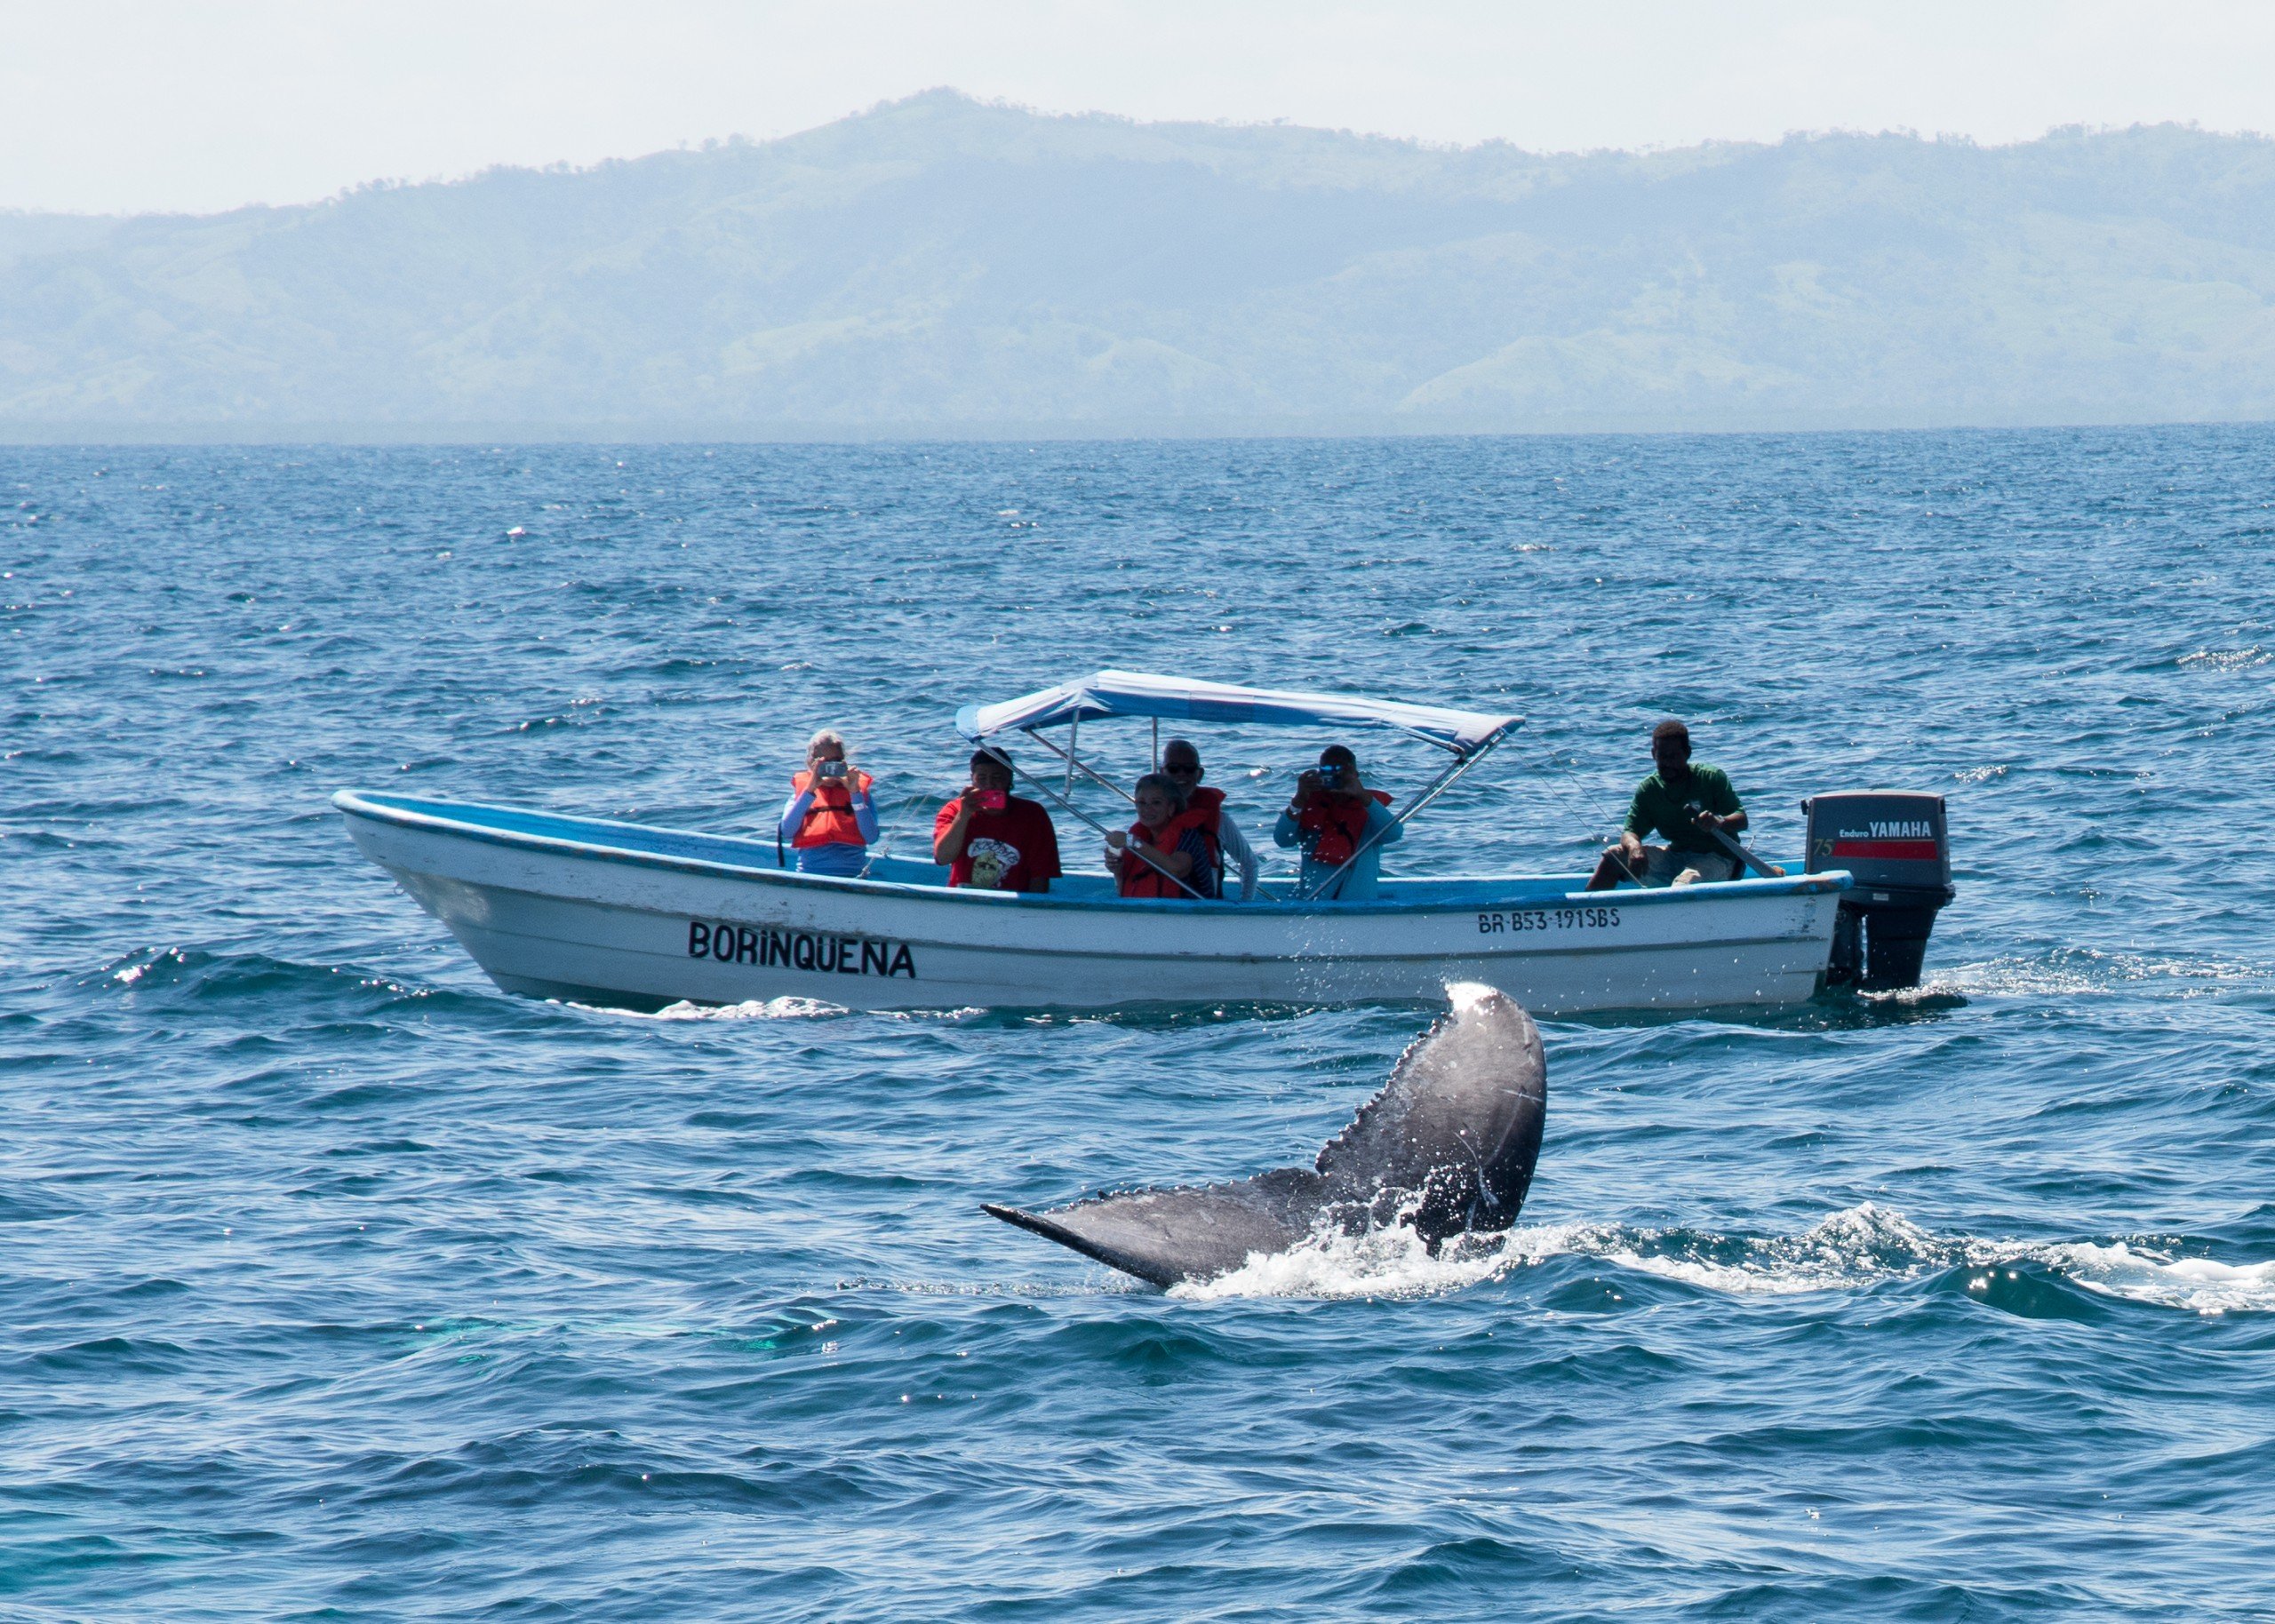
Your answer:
[932,748,1063,892]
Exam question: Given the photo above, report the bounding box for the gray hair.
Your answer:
[1133,772,1187,816]
[806,728,849,760]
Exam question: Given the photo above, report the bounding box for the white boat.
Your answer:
[335,671,1858,1016]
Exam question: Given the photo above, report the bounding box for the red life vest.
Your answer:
[1297,790,1393,866]
[1117,808,1218,899]
[790,768,873,848]
[1182,786,1225,869]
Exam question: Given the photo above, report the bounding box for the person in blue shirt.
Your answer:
[1273,744,1401,900]
[778,729,880,878]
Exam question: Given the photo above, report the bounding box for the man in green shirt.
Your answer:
[1585,719,1748,890]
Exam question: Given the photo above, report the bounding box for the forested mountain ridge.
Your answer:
[4,90,2273,435]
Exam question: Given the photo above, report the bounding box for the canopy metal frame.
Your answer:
[972,737,1216,903]
[1297,741,1499,901]
[957,670,1521,757]
[962,705,1521,905]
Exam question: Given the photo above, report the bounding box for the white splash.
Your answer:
[1168,1201,2275,1316]
[593,997,989,1024]
[1922,950,2266,1001]
[645,997,850,1021]
[1538,1203,1949,1297]
[2026,1242,2275,1316]
[1173,1218,1518,1302]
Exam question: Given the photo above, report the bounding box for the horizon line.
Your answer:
[6,414,2273,449]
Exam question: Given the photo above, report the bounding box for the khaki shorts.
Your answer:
[1632,845,1737,887]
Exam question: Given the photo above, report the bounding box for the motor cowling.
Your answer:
[1803,791,1955,991]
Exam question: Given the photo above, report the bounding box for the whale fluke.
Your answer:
[986,983,1546,1287]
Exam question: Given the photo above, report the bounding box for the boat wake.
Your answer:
[1923,948,2270,1001]
[627,998,995,1022]
[640,996,855,1021]
[1171,1201,2275,1315]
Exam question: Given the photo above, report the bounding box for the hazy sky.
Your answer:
[8,0,2275,215]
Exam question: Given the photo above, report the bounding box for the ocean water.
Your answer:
[4,429,2273,1620]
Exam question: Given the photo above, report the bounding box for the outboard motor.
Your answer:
[1803,792,1955,991]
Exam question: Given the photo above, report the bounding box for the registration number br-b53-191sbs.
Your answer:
[1476,905,1621,935]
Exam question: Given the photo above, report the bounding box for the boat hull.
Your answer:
[337,792,1849,1016]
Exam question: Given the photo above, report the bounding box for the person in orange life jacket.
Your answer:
[777,729,880,878]
[1160,736,1258,900]
[1273,744,1400,900]
[932,747,1062,893]
[1103,773,1223,900]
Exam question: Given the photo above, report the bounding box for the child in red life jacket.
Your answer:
[1105,773,1223,900]
[778,728,879,878]
[1273,744,1400,900]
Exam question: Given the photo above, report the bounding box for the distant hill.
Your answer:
[4,90,2275,437]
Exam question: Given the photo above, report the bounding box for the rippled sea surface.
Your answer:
[6,430,2275,1620]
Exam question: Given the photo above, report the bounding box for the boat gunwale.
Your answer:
[333,789,1853,914]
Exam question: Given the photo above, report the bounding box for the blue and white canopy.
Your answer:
[956,671,1522,757]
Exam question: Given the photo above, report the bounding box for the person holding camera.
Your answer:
[1104,772,1222,900]
[778,728,880,877]
[932,748,1061,893]
[1273,744,1401,900]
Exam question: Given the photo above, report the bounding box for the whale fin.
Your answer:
[1314,982,1545,1241]
[986,984,1546,1286]
[984,1167,1329,1288]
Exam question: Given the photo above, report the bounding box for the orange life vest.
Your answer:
[790,768,873,848]
[1117,807,1219,899]
[1297,789,1393,867]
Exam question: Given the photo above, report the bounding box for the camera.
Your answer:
[975,789,1009,812]
[817,759,849,781]
[1318,764,1347,787]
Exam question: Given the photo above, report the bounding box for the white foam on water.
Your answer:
[1171,1218,1520,1302]
[1167,1201,2275,1315]
[1178,1202,1948,1302]
[2021,1242,2275,1317]
[640,997,851,1021]
[584,997,995,1024]
[1553,1204,1947,1297]
[1925,950,2268,1001]
[2177,646,2271,671]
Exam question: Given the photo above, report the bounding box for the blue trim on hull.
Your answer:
[333,790,1851,914]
